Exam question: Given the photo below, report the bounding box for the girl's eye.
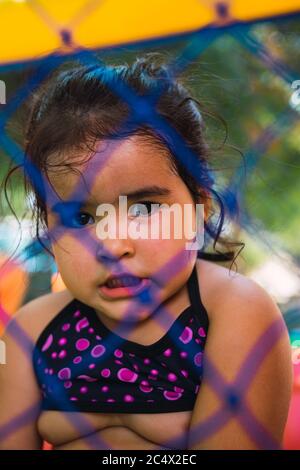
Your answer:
[67,212,95,228]
[52,202,95,229]
[128,202,160,218]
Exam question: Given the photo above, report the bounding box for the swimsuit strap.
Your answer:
[187,264,209,330]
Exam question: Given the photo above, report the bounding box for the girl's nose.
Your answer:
[95,238,135,265]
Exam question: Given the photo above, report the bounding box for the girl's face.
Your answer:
[47,135,200,323]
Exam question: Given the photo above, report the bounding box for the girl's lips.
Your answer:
[98,278,151,299]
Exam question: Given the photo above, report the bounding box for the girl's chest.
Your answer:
[37,409,192,449]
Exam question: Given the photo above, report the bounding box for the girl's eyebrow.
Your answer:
[125,186,171,200]
[59,186,172,209]
[81,186,172,205]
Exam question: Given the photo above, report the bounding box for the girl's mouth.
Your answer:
[98,276,151,299]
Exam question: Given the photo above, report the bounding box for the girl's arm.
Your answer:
[0,305,44,450]
[187,275,293,450]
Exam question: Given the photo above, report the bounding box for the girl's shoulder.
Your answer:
[6,289,74,348]
[195,258,283,327]
[189,260,292,448]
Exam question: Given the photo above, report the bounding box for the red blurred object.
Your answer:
[42,441,53,450]
[283,361,300,449]
[0,253,29,334]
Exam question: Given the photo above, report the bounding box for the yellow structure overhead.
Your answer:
[0,0,300,66]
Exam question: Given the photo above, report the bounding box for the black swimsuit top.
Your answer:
[32,265,209,414]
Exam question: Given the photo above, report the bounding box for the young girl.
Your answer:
[0,56,292,450]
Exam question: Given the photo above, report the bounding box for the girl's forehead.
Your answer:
[48,135,177,202]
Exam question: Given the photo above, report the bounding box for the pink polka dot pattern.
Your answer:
[41,334,53,352]
[91,344,105,358]
[198,327,206,338]
[168,373,177,382]
[179,326,193,344]
[163,390,182,401]
[139,381,153,393]
[117,368,138,383]
[124,394,134,402]
[101,368,111,378]
[163,348,172,357]
[75,318,89,332]
[58,368,71,380]
[58,350,66,359]
[75,338,90,351]
[194,352,203,367]
[33,295,208,412]
[114,349,123,358]
[73,356,82,364]
[77,375,98,382]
